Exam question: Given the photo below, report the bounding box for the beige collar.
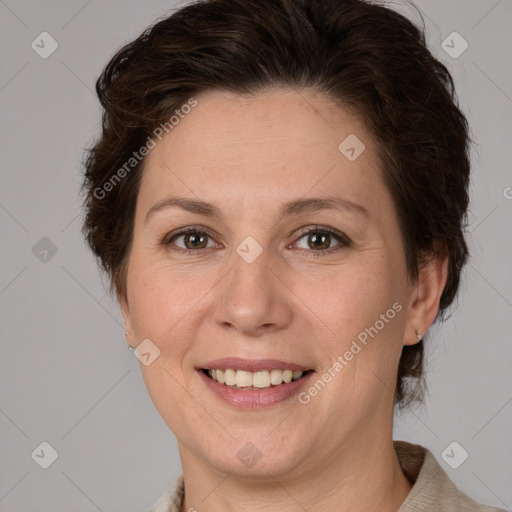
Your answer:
[148,440,504,512]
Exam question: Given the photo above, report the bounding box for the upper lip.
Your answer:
[199,357,312,372]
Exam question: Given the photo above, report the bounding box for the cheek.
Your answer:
[125,256,195,360]
[300,250,406,401]
[305,255,400,336]
[128,254,199,327]
[126,260,205,428]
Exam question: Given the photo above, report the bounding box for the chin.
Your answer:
[193,430,311,479]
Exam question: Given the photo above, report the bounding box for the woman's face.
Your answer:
[121,89,430,478]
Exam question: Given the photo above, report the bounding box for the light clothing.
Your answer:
[148,440,505,512]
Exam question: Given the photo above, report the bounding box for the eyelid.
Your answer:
[163,224,351,254]
[294,224,346,240]
[290,225,351,251]
[165,225,219,243]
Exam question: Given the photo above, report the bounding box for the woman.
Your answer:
[81,0,505,510]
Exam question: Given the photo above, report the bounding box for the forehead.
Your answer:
[138,88,382,215]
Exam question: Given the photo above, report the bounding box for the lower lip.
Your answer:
[198,370,314,409]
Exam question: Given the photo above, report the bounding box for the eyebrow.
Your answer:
[145,195,370,224]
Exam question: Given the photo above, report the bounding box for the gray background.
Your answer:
[0,0,511,510]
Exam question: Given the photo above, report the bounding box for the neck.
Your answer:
[178,427,412,512]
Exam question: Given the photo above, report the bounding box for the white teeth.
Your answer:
[252,371,270,388]
[270,369,284,385]
[235,370,253,387]
[224,368,236,386]
[205,368,305,389]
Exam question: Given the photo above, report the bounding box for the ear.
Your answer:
[403,252,449,346]
[119,294,134,347]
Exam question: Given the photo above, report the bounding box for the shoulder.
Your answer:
[394,440,506,512]
[146,445,506,512]
[145,473,184,512]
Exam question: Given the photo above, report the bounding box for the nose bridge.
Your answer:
[214,234,291,333]
[229,235,273,306]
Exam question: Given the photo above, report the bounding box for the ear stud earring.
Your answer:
[125,331,134,350]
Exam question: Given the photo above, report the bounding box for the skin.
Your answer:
[120,88,448,512]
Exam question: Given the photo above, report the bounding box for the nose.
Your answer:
[213,243,293,336]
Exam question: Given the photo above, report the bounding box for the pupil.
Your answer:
[186,232,207,249]
[309,232,329,250]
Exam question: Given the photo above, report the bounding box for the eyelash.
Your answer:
[162,225,351,257]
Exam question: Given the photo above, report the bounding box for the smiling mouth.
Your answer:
[201,368,313,390]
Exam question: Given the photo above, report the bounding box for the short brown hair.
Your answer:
[81,0,471,409]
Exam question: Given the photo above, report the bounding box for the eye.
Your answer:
[164,227,219,253]
[163,225,351,256]
[291,226,351,256]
